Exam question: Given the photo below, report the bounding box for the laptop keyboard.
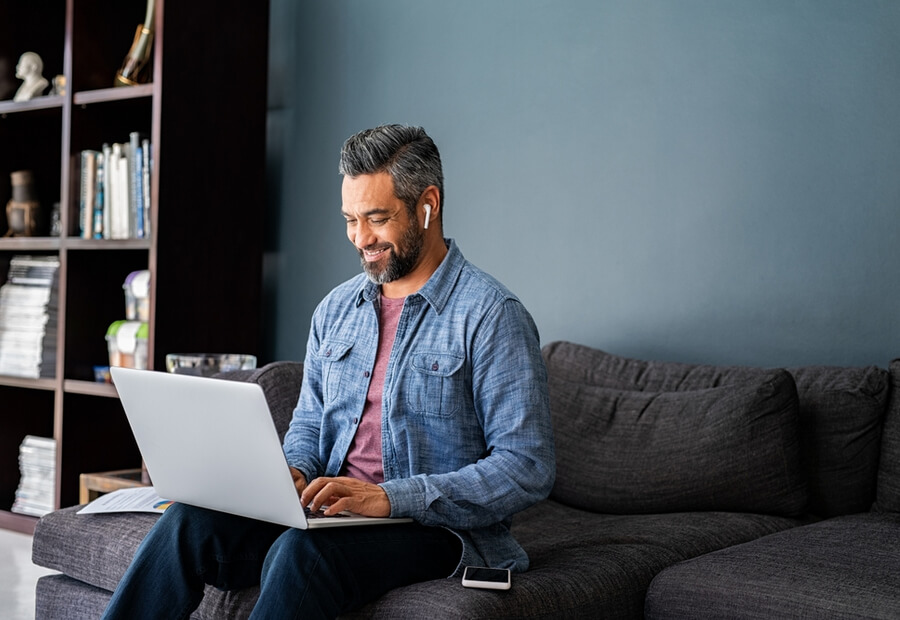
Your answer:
[304,507,352,519]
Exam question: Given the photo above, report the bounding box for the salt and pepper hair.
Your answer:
[339,124,444,217]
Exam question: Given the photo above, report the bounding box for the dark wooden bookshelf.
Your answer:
[0,0,269,534]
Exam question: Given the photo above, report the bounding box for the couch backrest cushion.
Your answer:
[875,359,900,513]
[543,341,808,516]
[788,364,889,517]
[216,361,303,441]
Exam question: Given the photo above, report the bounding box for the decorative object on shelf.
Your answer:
[48,74,66,97]
[49,202,61,236]
[93,365,112,383]
[165,353,258,377]
[5,170,42,237]
[106,320,149,369]
[123,270,151,321]
[115,0,155,87]
[13,51,49,102]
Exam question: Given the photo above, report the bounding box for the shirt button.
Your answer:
[432,362,439,371]
[353,417,359,425]
[364,371,370,378]
[325,349,332,357]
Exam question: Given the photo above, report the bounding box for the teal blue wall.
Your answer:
[265,0,900,367]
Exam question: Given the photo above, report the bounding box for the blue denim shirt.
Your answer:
[283,239,555,574]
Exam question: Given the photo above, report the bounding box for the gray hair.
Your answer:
[339,124,444,215]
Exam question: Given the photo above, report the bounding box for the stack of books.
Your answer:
[0,255,60,378]
[11,435,57,517]
[78,131,152,240]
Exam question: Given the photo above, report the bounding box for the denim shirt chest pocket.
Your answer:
[406,351,466,417]
[318,340,355,405]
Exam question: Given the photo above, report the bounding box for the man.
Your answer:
[103,124,555,619]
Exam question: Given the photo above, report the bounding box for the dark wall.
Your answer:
[265,0,900,367]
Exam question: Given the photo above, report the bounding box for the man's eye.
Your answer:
[371,218,388,225]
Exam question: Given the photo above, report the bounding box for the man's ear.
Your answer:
[419,185,441,227]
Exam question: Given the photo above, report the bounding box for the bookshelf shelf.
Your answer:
[73,84,154,107]
[64,238,152,251]
[0,0,268,534]
[63,380,118,398]
[0,375,57,391]
[0,95,65,116]
[0,238,62,251]
[0,509,38,533]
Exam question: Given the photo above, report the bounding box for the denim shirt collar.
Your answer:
[356,238,463,314]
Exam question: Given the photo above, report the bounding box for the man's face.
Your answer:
[341,172,424,286]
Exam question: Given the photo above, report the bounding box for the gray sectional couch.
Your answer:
[31,341,900,618]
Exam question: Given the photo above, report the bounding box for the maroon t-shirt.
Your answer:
[341,294,404,484]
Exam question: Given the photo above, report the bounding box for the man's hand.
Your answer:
[289,467,307,494]
[300,476,391,518]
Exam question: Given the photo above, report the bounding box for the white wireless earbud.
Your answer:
[423,204,432,229]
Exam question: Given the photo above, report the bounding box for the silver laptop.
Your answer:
[110,366,411,530]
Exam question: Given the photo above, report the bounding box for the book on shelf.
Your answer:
[0,255,59,379]
[78,133,152,240]
[11,435,57,517]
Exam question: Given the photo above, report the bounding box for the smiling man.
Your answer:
[342,167,444,295]
[103,124,555,620]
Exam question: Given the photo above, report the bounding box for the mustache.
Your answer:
[359,243,394,255]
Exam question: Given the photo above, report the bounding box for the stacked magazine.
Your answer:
[12,435,57,517]
[0,255,60,379]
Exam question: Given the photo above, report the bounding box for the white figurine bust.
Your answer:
[14,52,49,102]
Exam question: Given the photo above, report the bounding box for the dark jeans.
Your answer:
[101,502,461,620]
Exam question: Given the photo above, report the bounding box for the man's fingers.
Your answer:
[299,477,390,517]
[302,479,344,511]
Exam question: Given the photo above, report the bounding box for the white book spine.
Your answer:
[102,143,113,239]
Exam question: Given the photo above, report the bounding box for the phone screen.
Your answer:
[464,567,509,583]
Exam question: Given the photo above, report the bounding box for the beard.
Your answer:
[358,216,425,285]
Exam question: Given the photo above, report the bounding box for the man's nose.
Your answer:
[353,221,376,249]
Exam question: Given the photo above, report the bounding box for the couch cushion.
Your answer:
[789,364,889,517]
[875,359,900,513]
[33,506,159,592]
[645,512,900,619]
[542,340,777,392]
[35,572,260,620]
[345,499,801,619]
[36,574,116,620]
[544,342,806,516]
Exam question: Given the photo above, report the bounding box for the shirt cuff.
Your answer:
[380,476,426,519]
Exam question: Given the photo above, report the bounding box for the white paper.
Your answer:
[77,486,173,515]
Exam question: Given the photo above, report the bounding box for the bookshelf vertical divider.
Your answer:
[0,0,269,534]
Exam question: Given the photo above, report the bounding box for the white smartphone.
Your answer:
[461,566,512,590]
